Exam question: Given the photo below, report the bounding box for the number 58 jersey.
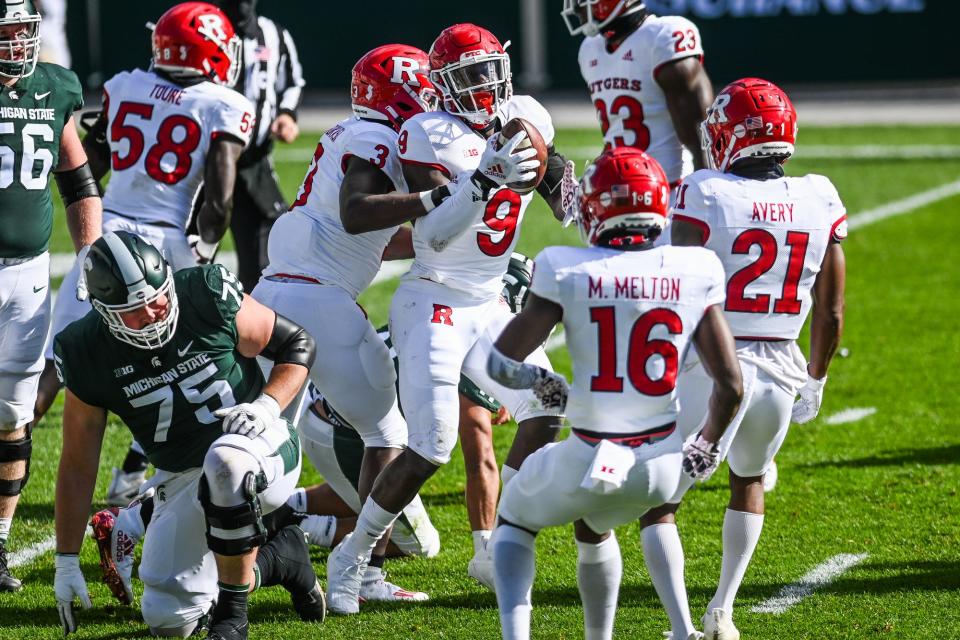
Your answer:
[101,68,254,229]
[671,169,847,340]
[530,244,725,433]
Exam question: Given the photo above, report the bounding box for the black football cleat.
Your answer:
[256,524,326,622]
[0,542,22,592]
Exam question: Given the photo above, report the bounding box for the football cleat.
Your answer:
[702,608,741,640]
[326,533,367,615]
[0,542,22,592]
[467,549,496,592]
[89,507,136,605]
[662,633,704,640]
[105,467,147,507]
[256,525,326,622]
[359,567,429,603]
[763,460,778,493]
[391,496,441,558]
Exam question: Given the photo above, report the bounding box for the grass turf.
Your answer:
[3,125,958,638]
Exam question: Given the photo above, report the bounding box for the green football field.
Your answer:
[3,125,959,639]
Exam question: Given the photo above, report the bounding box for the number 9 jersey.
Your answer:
[100,68,254,229]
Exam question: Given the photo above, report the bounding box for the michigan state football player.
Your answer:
[0,0,102,591]
[53,232,323,639]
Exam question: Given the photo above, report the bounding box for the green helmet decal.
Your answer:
[0,0,40,80]
[85,231,179,350]
[501,252,534,314]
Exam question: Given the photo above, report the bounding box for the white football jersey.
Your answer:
[670,170,847,340]
[266,117,406,298]
[101,68,254,229]
[578,14,703,184]
[398,95,555,299]
[532,244,724,433]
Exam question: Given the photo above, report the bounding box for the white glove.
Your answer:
[682,434,720,482]
[476,131,540,187]
[55,553,92,635]
[560,160,581,228]
[792,373,827,424]
[187,234,218,265]
[532,369,569,413]
[74,245,91,301]
[214,394,280,438]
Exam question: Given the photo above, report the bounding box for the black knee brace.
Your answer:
[0,431,32,497]
[198,470,268,556]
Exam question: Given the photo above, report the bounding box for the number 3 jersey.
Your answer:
[531,244,724,433]
[578,14,703,184]
[101,68,254,229]
[398,95,555,300]
[54,265,264,473]
[670,169,847,341]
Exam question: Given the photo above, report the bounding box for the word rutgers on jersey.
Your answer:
[586,274,681,301]
[586,77,644,94]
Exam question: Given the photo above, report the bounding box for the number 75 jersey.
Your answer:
[670,169,847,340]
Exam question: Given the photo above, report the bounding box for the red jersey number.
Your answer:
[477,189,521,257]
[673,29,697,53]
[290,142,325,209]
[590,306,683,396]
[595,96,651,150]
[725,229,809,315]
[110,101,202,185]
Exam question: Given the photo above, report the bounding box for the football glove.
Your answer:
[475,131,541,188]
[74,245,91,302]
[682,434,720,482]
[187,234,218,265]
[560,160,581,228]
[792,373,827,424]
[214,394,281,438]
[532,369,569,413]
[55,553,92,635]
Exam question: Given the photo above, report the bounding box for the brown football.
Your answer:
[495,117,548,195]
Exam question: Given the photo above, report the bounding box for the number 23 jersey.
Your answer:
[670,169,847,340]
[101,68,254,229]
[54,265,264,473]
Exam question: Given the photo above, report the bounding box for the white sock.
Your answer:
[300,514,337,548]
[473,529,492,556]
[285,487,308,512]
[493,525,536,640]
[577,534,622,640]
[345,497,399,556]
[0,516,11,544]
[501,464,518,487]
[708,509,764,614]
[641,523,695,639]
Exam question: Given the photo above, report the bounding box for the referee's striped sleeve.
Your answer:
[277,27,305,116]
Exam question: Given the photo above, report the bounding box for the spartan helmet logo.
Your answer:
[150,356,162,368]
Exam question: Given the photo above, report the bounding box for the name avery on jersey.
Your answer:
[0,106,57,121]
[120,353,213,399]
[587,275,682,301]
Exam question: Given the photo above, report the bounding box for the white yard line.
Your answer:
[848,178,960,230]
[825,407,878,425]
[8,534,56,568]
[751,553,869,614]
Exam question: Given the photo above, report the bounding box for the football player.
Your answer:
[563,0,713,236]
[487,147,743,640]
[325,23,576,613]
[32,2,255,479]
[52,231,325,639]
[645,78,847,640]
[0,0,102,592]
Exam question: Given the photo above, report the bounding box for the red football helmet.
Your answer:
[152,2,241,86]
[429,23,512,129]
[561,0,646,37]
[579,147,669,246]
[351,44,438,132]
[700,78,798,173]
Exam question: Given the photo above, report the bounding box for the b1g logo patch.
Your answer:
[431,304,453,326]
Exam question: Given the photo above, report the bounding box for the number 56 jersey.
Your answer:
[670,169,847,340]
[530,244,724,433]
[101,68,254,229]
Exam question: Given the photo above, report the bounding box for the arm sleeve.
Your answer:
[398,118,450,177]
[207,91,255,146]
[669,173,713,243]
[276,26,305,117]
[528,248,561,304]
[652,17,705,72]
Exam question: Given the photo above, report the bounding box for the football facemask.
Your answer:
[0,0,40,80]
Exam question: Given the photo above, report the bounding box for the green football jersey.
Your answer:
[54,264,265,472]
[0,63,84,258]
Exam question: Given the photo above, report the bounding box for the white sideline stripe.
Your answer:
[8,534,56,568]
[825,407,877,425]
[848,178,960,230]
[751,552,869,614]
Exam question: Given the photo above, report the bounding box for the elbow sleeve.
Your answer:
[54,162,101,207]
[261,313,316,369]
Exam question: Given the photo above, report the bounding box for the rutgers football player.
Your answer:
[564,0,713,237]
[486,147,743,640]
[33,2,254,438]
[325,23,575,613]
[643,78,847,640]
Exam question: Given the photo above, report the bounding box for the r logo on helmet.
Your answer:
[390,57,422,86]
[706,93,732,125]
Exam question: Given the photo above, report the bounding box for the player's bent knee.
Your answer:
[198,469,268,556]
[0,429,32,496]
[141,584,209,636]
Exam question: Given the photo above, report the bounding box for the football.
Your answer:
[495,117,548,195]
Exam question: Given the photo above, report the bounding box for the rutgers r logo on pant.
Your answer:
[431,304,453,326]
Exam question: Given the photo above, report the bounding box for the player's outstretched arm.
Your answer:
[192,136,244,262]
[339,156,430,234]
[692,305,743,444]
[657,57,714,170]
[808,242,846,380]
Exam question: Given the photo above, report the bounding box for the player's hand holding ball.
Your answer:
[214,394,281,438]
[473,118,547,195]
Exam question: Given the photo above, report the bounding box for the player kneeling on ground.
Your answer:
[487,148,743,640]
[53,232,324,639]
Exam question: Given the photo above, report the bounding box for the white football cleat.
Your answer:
[359,567,429,603]
[391,495,441,558]
[105,468,147,507]
[326,533,367,615]
[702,608,741,640]
[467,549,496,592]
[763,460,778,493]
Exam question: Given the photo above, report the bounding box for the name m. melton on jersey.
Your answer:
[121,353,213,399]
[586,275,682,301]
